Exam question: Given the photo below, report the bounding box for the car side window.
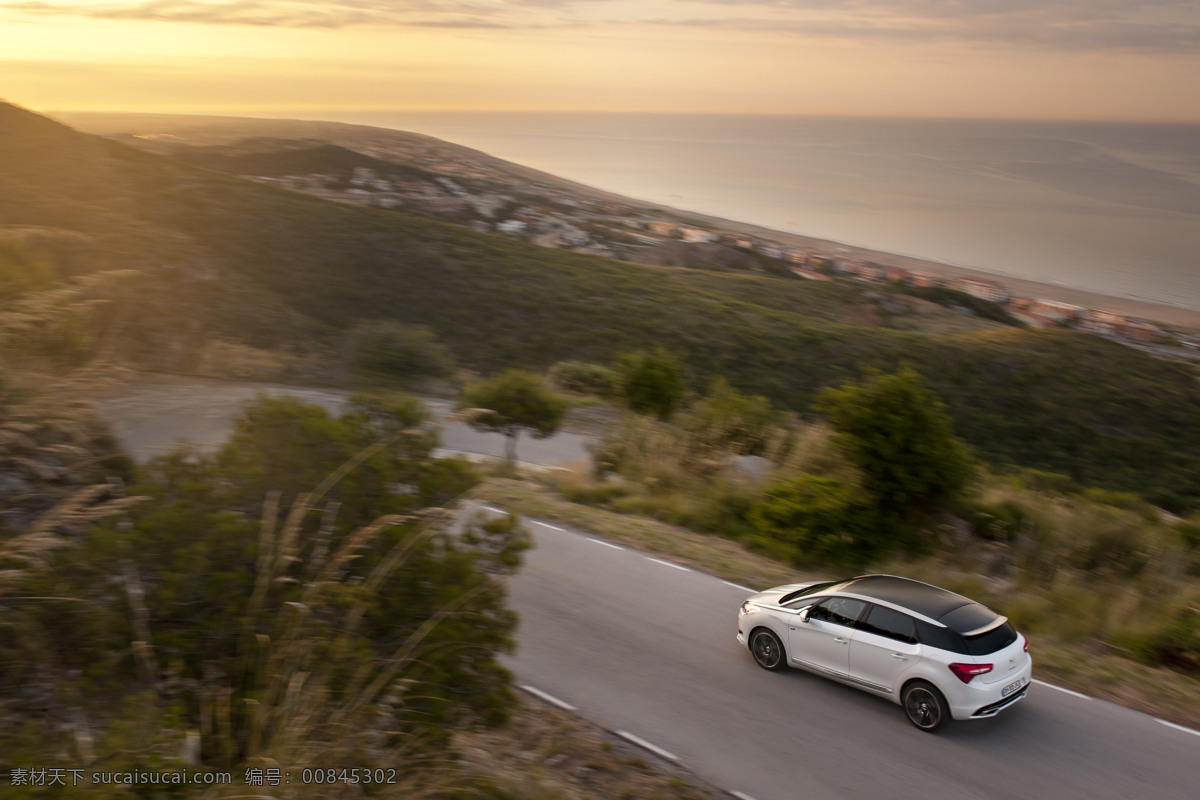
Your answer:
[857,604,918,644]
[809,597,866,627]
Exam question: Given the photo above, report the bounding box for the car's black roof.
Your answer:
[836,575,975,621]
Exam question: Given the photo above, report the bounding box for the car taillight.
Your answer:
[1024,636,1029,652]
[948,662,993,684]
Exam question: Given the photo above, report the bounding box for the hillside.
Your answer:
[164,139,434,181]
[3,101,1200,508]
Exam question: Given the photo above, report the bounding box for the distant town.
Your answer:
[245,160,1199,359]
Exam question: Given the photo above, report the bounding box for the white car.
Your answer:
[737,574,1031,732]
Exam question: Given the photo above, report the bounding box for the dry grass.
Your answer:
[0,483,147,595]
[456,699,727,800]
[474,477,801,590]
[1029,640,1200,728]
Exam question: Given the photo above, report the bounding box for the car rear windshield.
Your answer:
[962,621,1018,656]
[937,604,1018,655]
[914,617,1018,655]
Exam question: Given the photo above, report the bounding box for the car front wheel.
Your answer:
[902,681,948,732]
[750,629,786,671]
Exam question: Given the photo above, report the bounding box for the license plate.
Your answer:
[1001,679,1023,697]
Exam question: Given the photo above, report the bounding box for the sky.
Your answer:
[2,0,1199,120]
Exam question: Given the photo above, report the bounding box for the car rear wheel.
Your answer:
[902,681,948,732]
[750,629,786,671]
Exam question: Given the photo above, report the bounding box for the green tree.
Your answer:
[615,347,686,420]
[3,393,527,781]
[817,366,973,522]
[748,475,878,568]
[348,320,455,382]
[682,377,775,456]
[458,369,568,464]
[213,392,440,527]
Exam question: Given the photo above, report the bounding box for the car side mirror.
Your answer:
[798,606,812,623]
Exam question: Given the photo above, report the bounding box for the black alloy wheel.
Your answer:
[750,629,786,671]
[902,681,949,732]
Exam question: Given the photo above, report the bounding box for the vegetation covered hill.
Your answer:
[164,138,435,181]
[3,101,1200,508]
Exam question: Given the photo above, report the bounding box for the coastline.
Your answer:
[54,110,1200,331]
[485,153,1200,330]
[556,177,1200,331]
[702,214,1200,331]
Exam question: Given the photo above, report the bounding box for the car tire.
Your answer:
[750,629,786,671]
[902,681,949,733]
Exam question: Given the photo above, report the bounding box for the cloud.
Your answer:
[658,0,1200,53]
[0,0,550,29]
[4,0,1199,52]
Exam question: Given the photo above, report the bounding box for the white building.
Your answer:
[953,277,1012,304]
[678,226,718,243]
[496,220,527,236]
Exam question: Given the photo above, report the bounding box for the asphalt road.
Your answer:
[88,377,1199,798]
[87,375,591,468]
[500,509,1199,800]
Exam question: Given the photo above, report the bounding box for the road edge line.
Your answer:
[587,537,625,550]
[1032,679,1090,700]
[615,730,679,762]
[518,684,576,711]
[1156,718,1200,737]
[647,557,692,572]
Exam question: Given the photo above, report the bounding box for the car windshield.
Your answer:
[779,582,839,606]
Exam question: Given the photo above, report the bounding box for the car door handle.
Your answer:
[891,653,908,660]
[834,637,848,644]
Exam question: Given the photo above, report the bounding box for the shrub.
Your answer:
[1153,605,1200,671]
[549,360,617,395]
[348,320,455,381]
[817,366,974,521]
[614,347,686,421]
[1,393,529,785]
[960,499,1029,542]
[681,378,776,457]
[748,474,880,568]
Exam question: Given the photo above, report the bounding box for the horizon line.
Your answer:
[36,104,1200,127]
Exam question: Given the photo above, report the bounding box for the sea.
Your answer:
[333,112,1200,312]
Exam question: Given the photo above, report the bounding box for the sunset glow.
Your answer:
[3,1,1199,120]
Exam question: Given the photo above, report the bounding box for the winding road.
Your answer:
[89,376,1199,800]
[87,375,591,467]
[499,509,1199,800]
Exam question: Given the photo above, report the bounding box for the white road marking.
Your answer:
[1032,679,1091,700]
[730,792,761,800]
[519,685,576,711]
[647,557,692,572]
[479,504,506,514]
[615,730,679,762]
[1156,719,1200,737]
[532,520,566,531]
[588,537,625,550]
[723,581,753,592]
